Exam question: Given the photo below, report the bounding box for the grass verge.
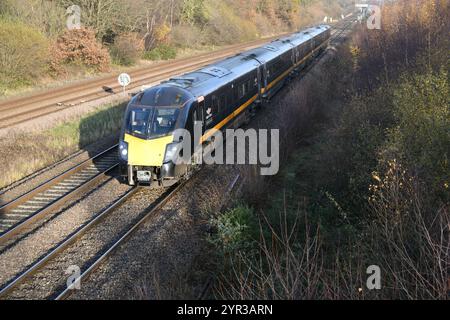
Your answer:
[0,102,125,189]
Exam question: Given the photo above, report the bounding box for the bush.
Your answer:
[203,1,258,45]
[110,33,144,66]
[50,27,110,74]
[171,24,204,48]
[142,45,177,61]
[209,205,258,255]
[0,18,49,93]
[368,160,449,299]
[384,70,449,201]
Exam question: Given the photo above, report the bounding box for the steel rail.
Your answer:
[55,18,357,301]
[0,144,120,246]
[55,179,188,300]
[0,34,291,129]
[0,35,288,112]
[0,186,139,299]
[0,17,356,300]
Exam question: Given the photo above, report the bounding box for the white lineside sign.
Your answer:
[118,73,131,94]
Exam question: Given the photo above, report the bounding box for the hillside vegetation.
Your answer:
[209,0,449,300]
[0,0,352,95]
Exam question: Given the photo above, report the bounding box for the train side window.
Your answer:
[238,82,247,99]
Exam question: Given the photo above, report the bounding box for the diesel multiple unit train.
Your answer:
[119,25,332,186]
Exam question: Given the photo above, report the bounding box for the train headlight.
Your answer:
[119,141,129,161]
[164,143,180,164]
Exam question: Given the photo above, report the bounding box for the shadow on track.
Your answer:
[78,101,127,183]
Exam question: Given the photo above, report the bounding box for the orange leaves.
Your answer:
[50,27,111,74]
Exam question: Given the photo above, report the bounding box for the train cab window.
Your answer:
[151,108,180,136]
[126,107,179,138]
[128,108,150,136]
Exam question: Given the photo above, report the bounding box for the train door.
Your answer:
[257,66,263,97]
[194,97,205,133]
[262,64,268,90]
[191,97,205,147]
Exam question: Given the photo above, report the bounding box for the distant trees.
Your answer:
[59,0,131,40]
[0,0,65,37]
[0,0,355,94]
[180,0,207,25]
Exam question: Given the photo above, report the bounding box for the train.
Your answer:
[119,25,332,186]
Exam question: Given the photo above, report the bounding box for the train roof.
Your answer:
[154,25,331,100]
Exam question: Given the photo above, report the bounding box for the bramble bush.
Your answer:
[209,205,258,256]
[49,27,110,74]
[213,0,449,300]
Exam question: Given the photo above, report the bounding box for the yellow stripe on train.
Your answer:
[125,133,173,167]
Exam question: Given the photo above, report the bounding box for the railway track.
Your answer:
[0,145,119,246]
[0,17,354,130]
[0,17,356,300]
[55,181,185,300]
[0,176,188,300]
[0,34,291,130]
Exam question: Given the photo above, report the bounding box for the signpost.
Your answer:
[118,73,131,95]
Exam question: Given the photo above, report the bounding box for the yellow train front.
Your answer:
[119,25,332,186]
[119,85,195,186]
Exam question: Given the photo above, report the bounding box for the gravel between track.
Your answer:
[66,165,237,300]
[3,184,166,300]
[0,174,132,294]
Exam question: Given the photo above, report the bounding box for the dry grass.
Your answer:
[0,102,125,189]
[211,0,449,300]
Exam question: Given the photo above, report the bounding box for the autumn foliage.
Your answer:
[50,27,111,74]
[110,33,144,66]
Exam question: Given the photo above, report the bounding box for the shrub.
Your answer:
[110,33,144,66]
[368,160,449,299]
[0,18,49,93]
[50,27,110,74]
[209,205,257,255]
[142,45,177,61]
[384,70,449,201]
[171,24,204,48]
[203,1,258,45]
[153,23,171,45]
